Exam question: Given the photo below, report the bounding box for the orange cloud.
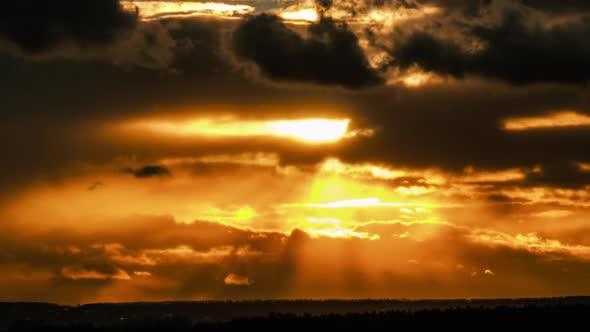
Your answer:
[503,111,590,130]
[468,229,590,260]
[533,210,574,218]
[458,166,525,183]
[319,158,406,180]
[61,266,131,281]
[224,273,251,285]
[99,243,263,266]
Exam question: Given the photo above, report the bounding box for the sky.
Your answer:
[1,0,590,303]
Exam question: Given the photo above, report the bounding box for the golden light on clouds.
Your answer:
[4,0,590,305]
[459,166,525,183]
[384,65,444,88]
[303,219,380,240]
[61,266,131,281]
[122,1,255,20]
[319,158,406,180]
[224,273,251,285]
[128,117,353,143]
[469,230,590,260]
[503,111,590,131]
[358,6,441,26]
[5,146,590,301]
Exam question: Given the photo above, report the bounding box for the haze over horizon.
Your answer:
[2,0,590,304]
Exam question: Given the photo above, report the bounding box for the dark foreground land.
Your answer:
[2,297,590,331]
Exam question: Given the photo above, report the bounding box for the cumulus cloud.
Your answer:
[232,14,383,88]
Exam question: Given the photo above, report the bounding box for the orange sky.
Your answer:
[2,0,590,303]
[2,111,590,303]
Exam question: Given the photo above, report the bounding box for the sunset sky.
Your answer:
[2,0,590,303]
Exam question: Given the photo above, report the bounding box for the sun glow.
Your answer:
[128,117,352,143]
[279,8,319,22]
[266,119,349,143]
[272,170,448,239]
[285,197,441,209]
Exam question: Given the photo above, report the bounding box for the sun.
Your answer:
[266,119,350,143]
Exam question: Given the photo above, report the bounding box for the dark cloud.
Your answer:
[316,0,334,11]
[391,9,590,85]
[232,14,383,88]
[123,165,171,178]
[0,15,589,194]
[0,1,137,53]
[421,0,590,15]
[88,181,104,191]
[521,0,590,14]
[524,163,590,189]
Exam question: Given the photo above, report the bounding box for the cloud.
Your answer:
[0,1,137,53]
[523,163,590,189]
[123,165,171,178]
[533,210,574,218]
[503,111,590,131]
[422,0,491,16]
[88,181,104,191]
[0,218,296,302]
[390,8,590,85]
[224,273,251,285]
[2,212,590,302]
[61,266,131,281]
[123,1,255,20]
[521,0,590,14]
[232,14,383,88]
[423,0,590,15]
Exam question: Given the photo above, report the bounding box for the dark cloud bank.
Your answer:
[391,8,590,85]
[1,2,590,194]
[0,1,137,53]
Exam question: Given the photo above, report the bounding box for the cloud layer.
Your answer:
[1,0,590,302]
